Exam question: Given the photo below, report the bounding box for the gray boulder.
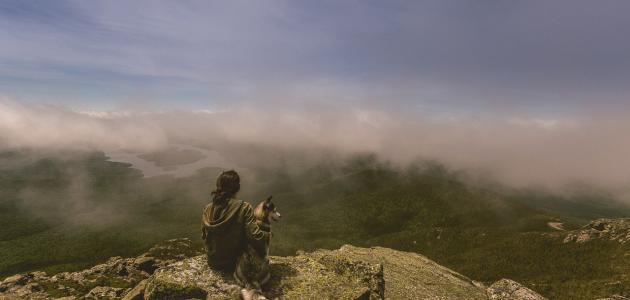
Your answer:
[564,218,630,244]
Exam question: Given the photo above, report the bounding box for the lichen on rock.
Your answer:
[0,238,202,300]
[317,245,487,300]
[143,247,384,300]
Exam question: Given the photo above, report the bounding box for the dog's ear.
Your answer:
[263,196,273,208]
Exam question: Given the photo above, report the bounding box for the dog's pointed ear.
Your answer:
[265,196,273,203]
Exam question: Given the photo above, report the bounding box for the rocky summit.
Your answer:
[0,240,548,300]
[0,238,204,300]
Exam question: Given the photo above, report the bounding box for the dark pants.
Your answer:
[207,257,236,273]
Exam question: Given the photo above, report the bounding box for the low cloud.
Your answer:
[1,97,629,195]
[0,97,168,151]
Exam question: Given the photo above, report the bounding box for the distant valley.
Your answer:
[1,148,630,299]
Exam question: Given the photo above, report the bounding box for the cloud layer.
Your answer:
[0,97,167,151]
[1,98,629,195]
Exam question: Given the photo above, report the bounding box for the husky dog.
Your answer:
[234,196,281,300]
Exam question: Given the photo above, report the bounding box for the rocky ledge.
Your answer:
[564,218,630,244]
[1,240,548,300]
[0,238,204,300]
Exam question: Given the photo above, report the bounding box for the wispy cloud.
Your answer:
[0,1,629,112]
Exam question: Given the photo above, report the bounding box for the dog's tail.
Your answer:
[241,287,267,300]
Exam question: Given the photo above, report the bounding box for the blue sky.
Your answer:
[1,0,629,115]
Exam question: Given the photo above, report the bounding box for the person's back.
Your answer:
[201,170,269,273]
[202,197,247,271]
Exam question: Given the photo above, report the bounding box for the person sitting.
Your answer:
[201,170,270,274]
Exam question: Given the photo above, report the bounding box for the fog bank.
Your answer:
[1,98,628,193]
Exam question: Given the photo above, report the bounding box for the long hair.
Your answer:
[211,170,240,204]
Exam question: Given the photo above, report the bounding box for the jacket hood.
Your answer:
[202,198,244,231]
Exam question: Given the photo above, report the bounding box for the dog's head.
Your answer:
[254,196,281,224]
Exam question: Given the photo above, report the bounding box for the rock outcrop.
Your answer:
[564,218,630,244]
[486,279,546,300]
[142,246,383,300]
[320,245,487,300]
[0,240,546,300]
[0,238,204,300]
[596,296,630,300]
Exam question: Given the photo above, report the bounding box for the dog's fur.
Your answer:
[234,196,281,300]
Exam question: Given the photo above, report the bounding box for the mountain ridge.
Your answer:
[0,239,548,300]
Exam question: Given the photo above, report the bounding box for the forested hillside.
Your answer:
[1,150,630,299]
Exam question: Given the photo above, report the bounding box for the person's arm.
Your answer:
[201,205,211,240]
[201,221,208,240]
[242,203,270,247]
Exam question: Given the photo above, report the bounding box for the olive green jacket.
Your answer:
[201,198,269,272]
